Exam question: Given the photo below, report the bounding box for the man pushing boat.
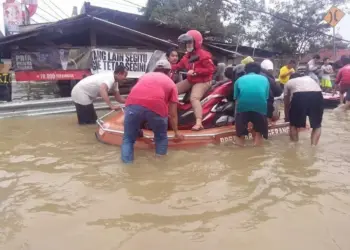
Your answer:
[121,60,184,164]
[71,66,128,125]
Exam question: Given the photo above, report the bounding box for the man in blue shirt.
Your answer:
[234,62,270,146]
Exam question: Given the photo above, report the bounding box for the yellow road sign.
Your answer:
[324,6,345,27]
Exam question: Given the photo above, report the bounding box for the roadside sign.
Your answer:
[324,6,345,27]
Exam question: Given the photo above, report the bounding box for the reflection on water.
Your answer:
[0,111,350,250]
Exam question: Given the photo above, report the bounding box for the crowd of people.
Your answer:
[69,28,350,163]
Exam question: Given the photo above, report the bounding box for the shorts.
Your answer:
[267,102,274,119]
[235,111,268,139]
[289,92,323,129]
[340,85,350,101]
[321,79,332,88]
[74,102,97,125]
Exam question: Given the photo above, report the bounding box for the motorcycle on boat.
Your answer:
[95,52,290,148]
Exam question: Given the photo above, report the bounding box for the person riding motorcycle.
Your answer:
[172,30,216,131]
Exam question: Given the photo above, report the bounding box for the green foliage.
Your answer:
[141,0,227,34]
[142,0,349,54]
[261,0,348,54]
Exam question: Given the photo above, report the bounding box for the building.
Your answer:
[0,2,279,97]
[300,48,350,63]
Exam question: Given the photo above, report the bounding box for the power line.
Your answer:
[46,0,70,18]
[93,0,350,44]
[121,0,144,8]
[42,0,65,19]
[223,0,350,43]
[139,0,350,44]
[37,6,60,21]
[32,12,52,23]
[91,0,140,9]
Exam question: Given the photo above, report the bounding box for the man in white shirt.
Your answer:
[71,65,128,124]
[307,54,321,84]
[284,73,323,146]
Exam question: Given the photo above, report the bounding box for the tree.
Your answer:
[319,33,349,50]
[142,0,267,46]
[260,0,349,54]
[142,0,350,54]
[142,0,227,34]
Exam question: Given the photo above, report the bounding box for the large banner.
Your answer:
[12,48,166,81]
[3,1,23,36]
[12,47,91,71]
[91,48,157,78]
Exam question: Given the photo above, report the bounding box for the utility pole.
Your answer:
[72,6,78,17]
[332,0,336,59]
[332,26,336,59]
[323,5,345,61]
[21,1,30,25]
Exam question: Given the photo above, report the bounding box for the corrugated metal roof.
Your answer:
[89,16,178,48]
[82,2,218,37]
[0,15,92,46]
[0,5,245,58]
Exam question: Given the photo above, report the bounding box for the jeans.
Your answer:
[121,105,168,163]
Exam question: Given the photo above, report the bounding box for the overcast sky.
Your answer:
[0,0,349,43]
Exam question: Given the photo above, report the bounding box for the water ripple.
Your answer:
[0,111,350,249]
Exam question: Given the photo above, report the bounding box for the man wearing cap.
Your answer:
[121,59,184,164]
[260,59,283,121]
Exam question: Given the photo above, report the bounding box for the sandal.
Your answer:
[191,124,204,131]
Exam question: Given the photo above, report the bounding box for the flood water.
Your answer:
[1,110,350,250]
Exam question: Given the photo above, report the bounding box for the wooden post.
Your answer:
[332,26,336,60]
[89,27,96,47]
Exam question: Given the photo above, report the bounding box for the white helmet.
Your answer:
[261,59,274,71]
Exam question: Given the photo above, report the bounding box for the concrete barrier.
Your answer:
[0,97,112,119]
[0,93,187,119]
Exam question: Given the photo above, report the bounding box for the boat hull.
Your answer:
[323,92,342,108]
[95,111,292,149]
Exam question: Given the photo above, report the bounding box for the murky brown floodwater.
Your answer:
[1,110,350,250]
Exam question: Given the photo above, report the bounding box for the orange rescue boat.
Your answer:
[95,109,292,149]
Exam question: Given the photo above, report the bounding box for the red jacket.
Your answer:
[336,65,350,86]
[172,30,215,84]
[172,49,215,84]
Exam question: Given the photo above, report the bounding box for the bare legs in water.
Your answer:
[289,126,321,146]
[235,131,263,147]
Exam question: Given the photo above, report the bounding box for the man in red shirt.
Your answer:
[335,57,350,109]
[173,30,216,131]
[122,60,184,163]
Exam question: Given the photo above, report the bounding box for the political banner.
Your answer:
[11,47,91,71]
[3,1,23,36]
[91,48,157,78]
[11,47,167,81]
[15,70,92,81]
